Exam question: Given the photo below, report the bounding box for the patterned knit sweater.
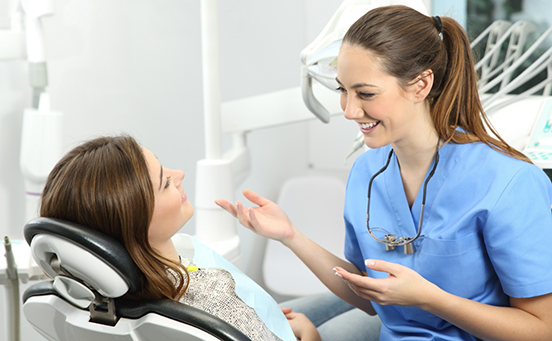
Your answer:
[178,258,282,341]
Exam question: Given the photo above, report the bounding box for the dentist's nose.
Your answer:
[342,93,364,120]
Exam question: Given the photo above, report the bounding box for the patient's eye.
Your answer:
[359,92,375,99]
[164,176,172,189]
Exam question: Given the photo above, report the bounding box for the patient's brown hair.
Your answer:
[41,135,188,300]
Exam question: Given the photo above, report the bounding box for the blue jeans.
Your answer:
[280,291,381,341]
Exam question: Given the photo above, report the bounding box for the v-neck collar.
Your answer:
[382,144,451,237]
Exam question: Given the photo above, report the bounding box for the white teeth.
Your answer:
[359,122,378,129]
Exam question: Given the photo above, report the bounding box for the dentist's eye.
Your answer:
[164,176,172,189]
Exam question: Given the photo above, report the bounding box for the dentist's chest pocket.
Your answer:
[415,232,496,299]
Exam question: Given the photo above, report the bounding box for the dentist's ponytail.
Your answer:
[343,5,530,162]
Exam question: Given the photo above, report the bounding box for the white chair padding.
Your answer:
[31,233,130,298]
[52,276,95,309]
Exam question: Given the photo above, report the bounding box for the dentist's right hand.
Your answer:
[218,189,378,317]
[216,189,298,246]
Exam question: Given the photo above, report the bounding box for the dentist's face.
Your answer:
[142,147,193,247]
[336,44,421,149]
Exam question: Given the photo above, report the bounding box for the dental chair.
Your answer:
[22,217,251,341]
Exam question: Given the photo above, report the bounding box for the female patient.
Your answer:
[39,135,319,341]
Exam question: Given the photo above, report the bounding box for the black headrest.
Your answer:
[24,217,142,294]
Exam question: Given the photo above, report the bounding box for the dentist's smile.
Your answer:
[359,121,380,134]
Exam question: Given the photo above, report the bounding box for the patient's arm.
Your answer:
[281,308,320,341]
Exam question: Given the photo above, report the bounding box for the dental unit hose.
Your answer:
[3,236,20,341]
[344,133,366,163]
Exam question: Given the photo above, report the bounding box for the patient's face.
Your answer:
[142,147,194,250]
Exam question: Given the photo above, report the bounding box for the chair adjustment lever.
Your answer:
[89,296,119,326]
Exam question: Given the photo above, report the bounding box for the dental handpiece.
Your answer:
[4,236,18,280]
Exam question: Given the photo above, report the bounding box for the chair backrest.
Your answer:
[23,217,251,341]
[263,176,347,297]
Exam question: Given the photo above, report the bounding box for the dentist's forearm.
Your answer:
[422,288,552,341]
[284,228,377,315]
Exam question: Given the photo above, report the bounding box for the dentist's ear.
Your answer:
[413,70,434,103]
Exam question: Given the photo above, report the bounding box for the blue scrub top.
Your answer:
[344,142,552,340]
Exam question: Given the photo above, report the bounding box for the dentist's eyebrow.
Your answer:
[335,77,377,89]
[159,164,164,190]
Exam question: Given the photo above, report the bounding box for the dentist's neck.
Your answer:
[392,115,440,175]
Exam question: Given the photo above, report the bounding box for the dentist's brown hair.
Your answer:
[40,135,189,300]
[343,5,530,163]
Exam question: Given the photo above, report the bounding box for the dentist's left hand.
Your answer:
[216,189,298,245]
[333,259,440,309]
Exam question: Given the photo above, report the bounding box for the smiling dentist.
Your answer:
[216,5,552,341]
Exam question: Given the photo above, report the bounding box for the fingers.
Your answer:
[365,259,401,276]
[332,260,397,278]
[333,266,381,301]
[215,199,238,217]
[215,193,265,233]
[243,189,272,207]
[216,199,254,230]
[280,307,292,315]
[280,308,307,321]
[216,189,274,233]
[281,307,296,319]
[249,207,261,229]
[235,201,253,229]
[283,311,304,320]
[216,189,269,216]
[335,260,431,309]
[333,267,371,286]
